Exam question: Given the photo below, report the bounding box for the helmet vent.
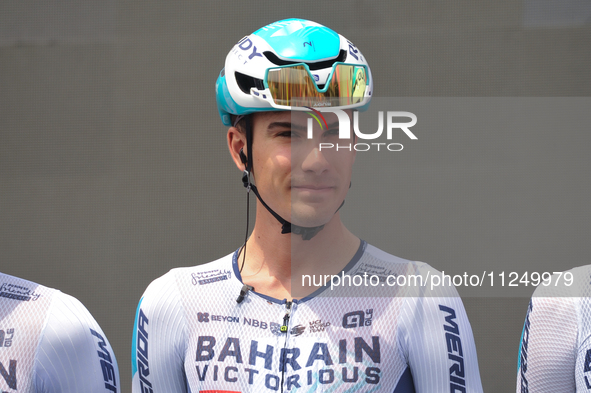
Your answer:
[235,72,265,94]
[263,50,347,71]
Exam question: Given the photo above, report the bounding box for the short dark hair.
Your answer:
[230,115,248,134]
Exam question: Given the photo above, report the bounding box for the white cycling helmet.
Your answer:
[215,18,373,126]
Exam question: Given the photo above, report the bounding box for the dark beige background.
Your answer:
[1,1,590,391]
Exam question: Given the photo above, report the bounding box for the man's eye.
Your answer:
[278,131,298,138]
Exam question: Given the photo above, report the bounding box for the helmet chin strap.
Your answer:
[240,115,344,241]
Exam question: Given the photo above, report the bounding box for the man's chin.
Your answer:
[289,211,335,231]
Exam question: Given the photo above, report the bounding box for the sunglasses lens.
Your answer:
[267,64,368,107]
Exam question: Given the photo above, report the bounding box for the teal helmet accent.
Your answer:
[215,18,373,126]
[253,18,340,62]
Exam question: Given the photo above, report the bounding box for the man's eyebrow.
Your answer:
[266,122,306,132]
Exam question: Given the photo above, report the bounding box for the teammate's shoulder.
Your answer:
[531,264,591,298]
[36,289,119,393]
[0,272,57,301]
[49,289,94,317]
[39,290,113,357]
[0,272,105,335]
[0,273,74,328]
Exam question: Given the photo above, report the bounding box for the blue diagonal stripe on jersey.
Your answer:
[131,297,144,377]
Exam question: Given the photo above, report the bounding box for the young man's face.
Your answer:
[249,110,356,229]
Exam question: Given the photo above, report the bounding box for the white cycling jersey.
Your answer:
[132,241,483,392]
[517,265,591,392]
[0,272,119,393]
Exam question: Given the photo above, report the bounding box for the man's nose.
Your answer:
[300,146,330,174]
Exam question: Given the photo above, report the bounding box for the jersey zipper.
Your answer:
[280,301,293,393]
[281,301,292,333]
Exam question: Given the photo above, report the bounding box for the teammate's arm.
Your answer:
[132,272,188,393]
[516,296,577,392]
[33,292,120,393]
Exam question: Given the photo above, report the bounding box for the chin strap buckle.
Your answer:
[242,170,251,192]
[289,223,325,240]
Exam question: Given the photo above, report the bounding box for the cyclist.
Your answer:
[517,266,591,392]
[0,272,119,392]
[132,18,482,392]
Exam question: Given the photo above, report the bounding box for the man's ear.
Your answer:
[227,127,247,171]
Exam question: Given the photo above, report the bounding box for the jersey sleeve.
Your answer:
[132,271,188,393]
[516,295,578,392]
[398,267,483,393]
[33,291,120,393]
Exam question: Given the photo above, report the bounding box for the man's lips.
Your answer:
[291,185,336,197]
[292,184,335,190]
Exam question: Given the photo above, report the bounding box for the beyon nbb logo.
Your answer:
[305,108,417,152]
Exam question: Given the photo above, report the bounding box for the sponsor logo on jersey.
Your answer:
[518,300,532,392]
[309,319,331,333]
[342,309,373,328]
[270,322,282,336]
[198,313,303,336]
[290,325,306,336]
[0,283,41,302]
[351,263,400,283]
[439,305,466,393]
[238,318,306,337]
[0,329,14,348]
[90,329,117,392]
[243,317,271,332]
[135,309,153,393]
[194,335,381,390]
[198,312,239,324]
[0,359,16,390]
[192,270,232,286]
[583,349,591,388]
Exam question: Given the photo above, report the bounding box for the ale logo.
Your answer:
[342,309,374,328]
